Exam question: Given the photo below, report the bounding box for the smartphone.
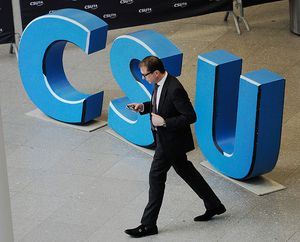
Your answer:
[126,104,135,110]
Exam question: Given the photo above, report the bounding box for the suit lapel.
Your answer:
[157,75,170,114]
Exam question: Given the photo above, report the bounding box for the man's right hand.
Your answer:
[127,103,144,112]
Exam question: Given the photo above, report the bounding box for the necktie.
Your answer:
[151,84,159,130]
[152,84,159,114]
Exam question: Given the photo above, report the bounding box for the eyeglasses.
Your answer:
[141,71,153,78]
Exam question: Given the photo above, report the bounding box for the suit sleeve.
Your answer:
[139,101,151,115]
[165,87,197,130]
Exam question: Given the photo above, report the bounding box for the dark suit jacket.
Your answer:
[141,74,197,159]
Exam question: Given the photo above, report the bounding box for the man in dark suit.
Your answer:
[125,56,226,238]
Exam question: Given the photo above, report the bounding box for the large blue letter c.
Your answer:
[18,9,108,123]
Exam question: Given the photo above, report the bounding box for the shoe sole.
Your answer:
[130,231,158,238]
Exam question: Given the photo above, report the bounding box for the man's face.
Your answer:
[140,66,156,84]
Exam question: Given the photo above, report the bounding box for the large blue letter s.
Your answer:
[18,9,108,123]
[195,50,285,180]
[109,30,182,147]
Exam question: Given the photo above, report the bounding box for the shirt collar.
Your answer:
[157,71,168,87]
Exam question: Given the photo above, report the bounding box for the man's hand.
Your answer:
[127,103,144,112]
[151,113,166,127]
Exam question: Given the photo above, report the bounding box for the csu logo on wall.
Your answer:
[18,9,285,180]
[30,1,44,7]
[84,4,98,10]
[120,0,134,4]
[138,8,152,14]
[174,2,188,8]
[103,13,117,19]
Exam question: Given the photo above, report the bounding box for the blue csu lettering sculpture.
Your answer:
[18,9,285,180]
[18,9,108,123]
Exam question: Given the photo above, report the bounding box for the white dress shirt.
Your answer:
[155,71,168,112]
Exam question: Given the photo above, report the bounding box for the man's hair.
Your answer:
[139,56,165,73]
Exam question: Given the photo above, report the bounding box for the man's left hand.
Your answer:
[151,113,166,127]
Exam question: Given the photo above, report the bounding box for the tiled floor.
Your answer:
[1,1,300,241]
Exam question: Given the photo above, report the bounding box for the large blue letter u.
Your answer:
[195,50,285,180]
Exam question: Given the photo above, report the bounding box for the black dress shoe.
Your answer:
[194,204,226,221]
[124,224,158,238]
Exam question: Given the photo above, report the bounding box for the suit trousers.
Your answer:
[141,133,222,226]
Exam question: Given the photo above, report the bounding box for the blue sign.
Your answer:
[195,50,285,180]
[109,30,182,147]
[18,9,108,123]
